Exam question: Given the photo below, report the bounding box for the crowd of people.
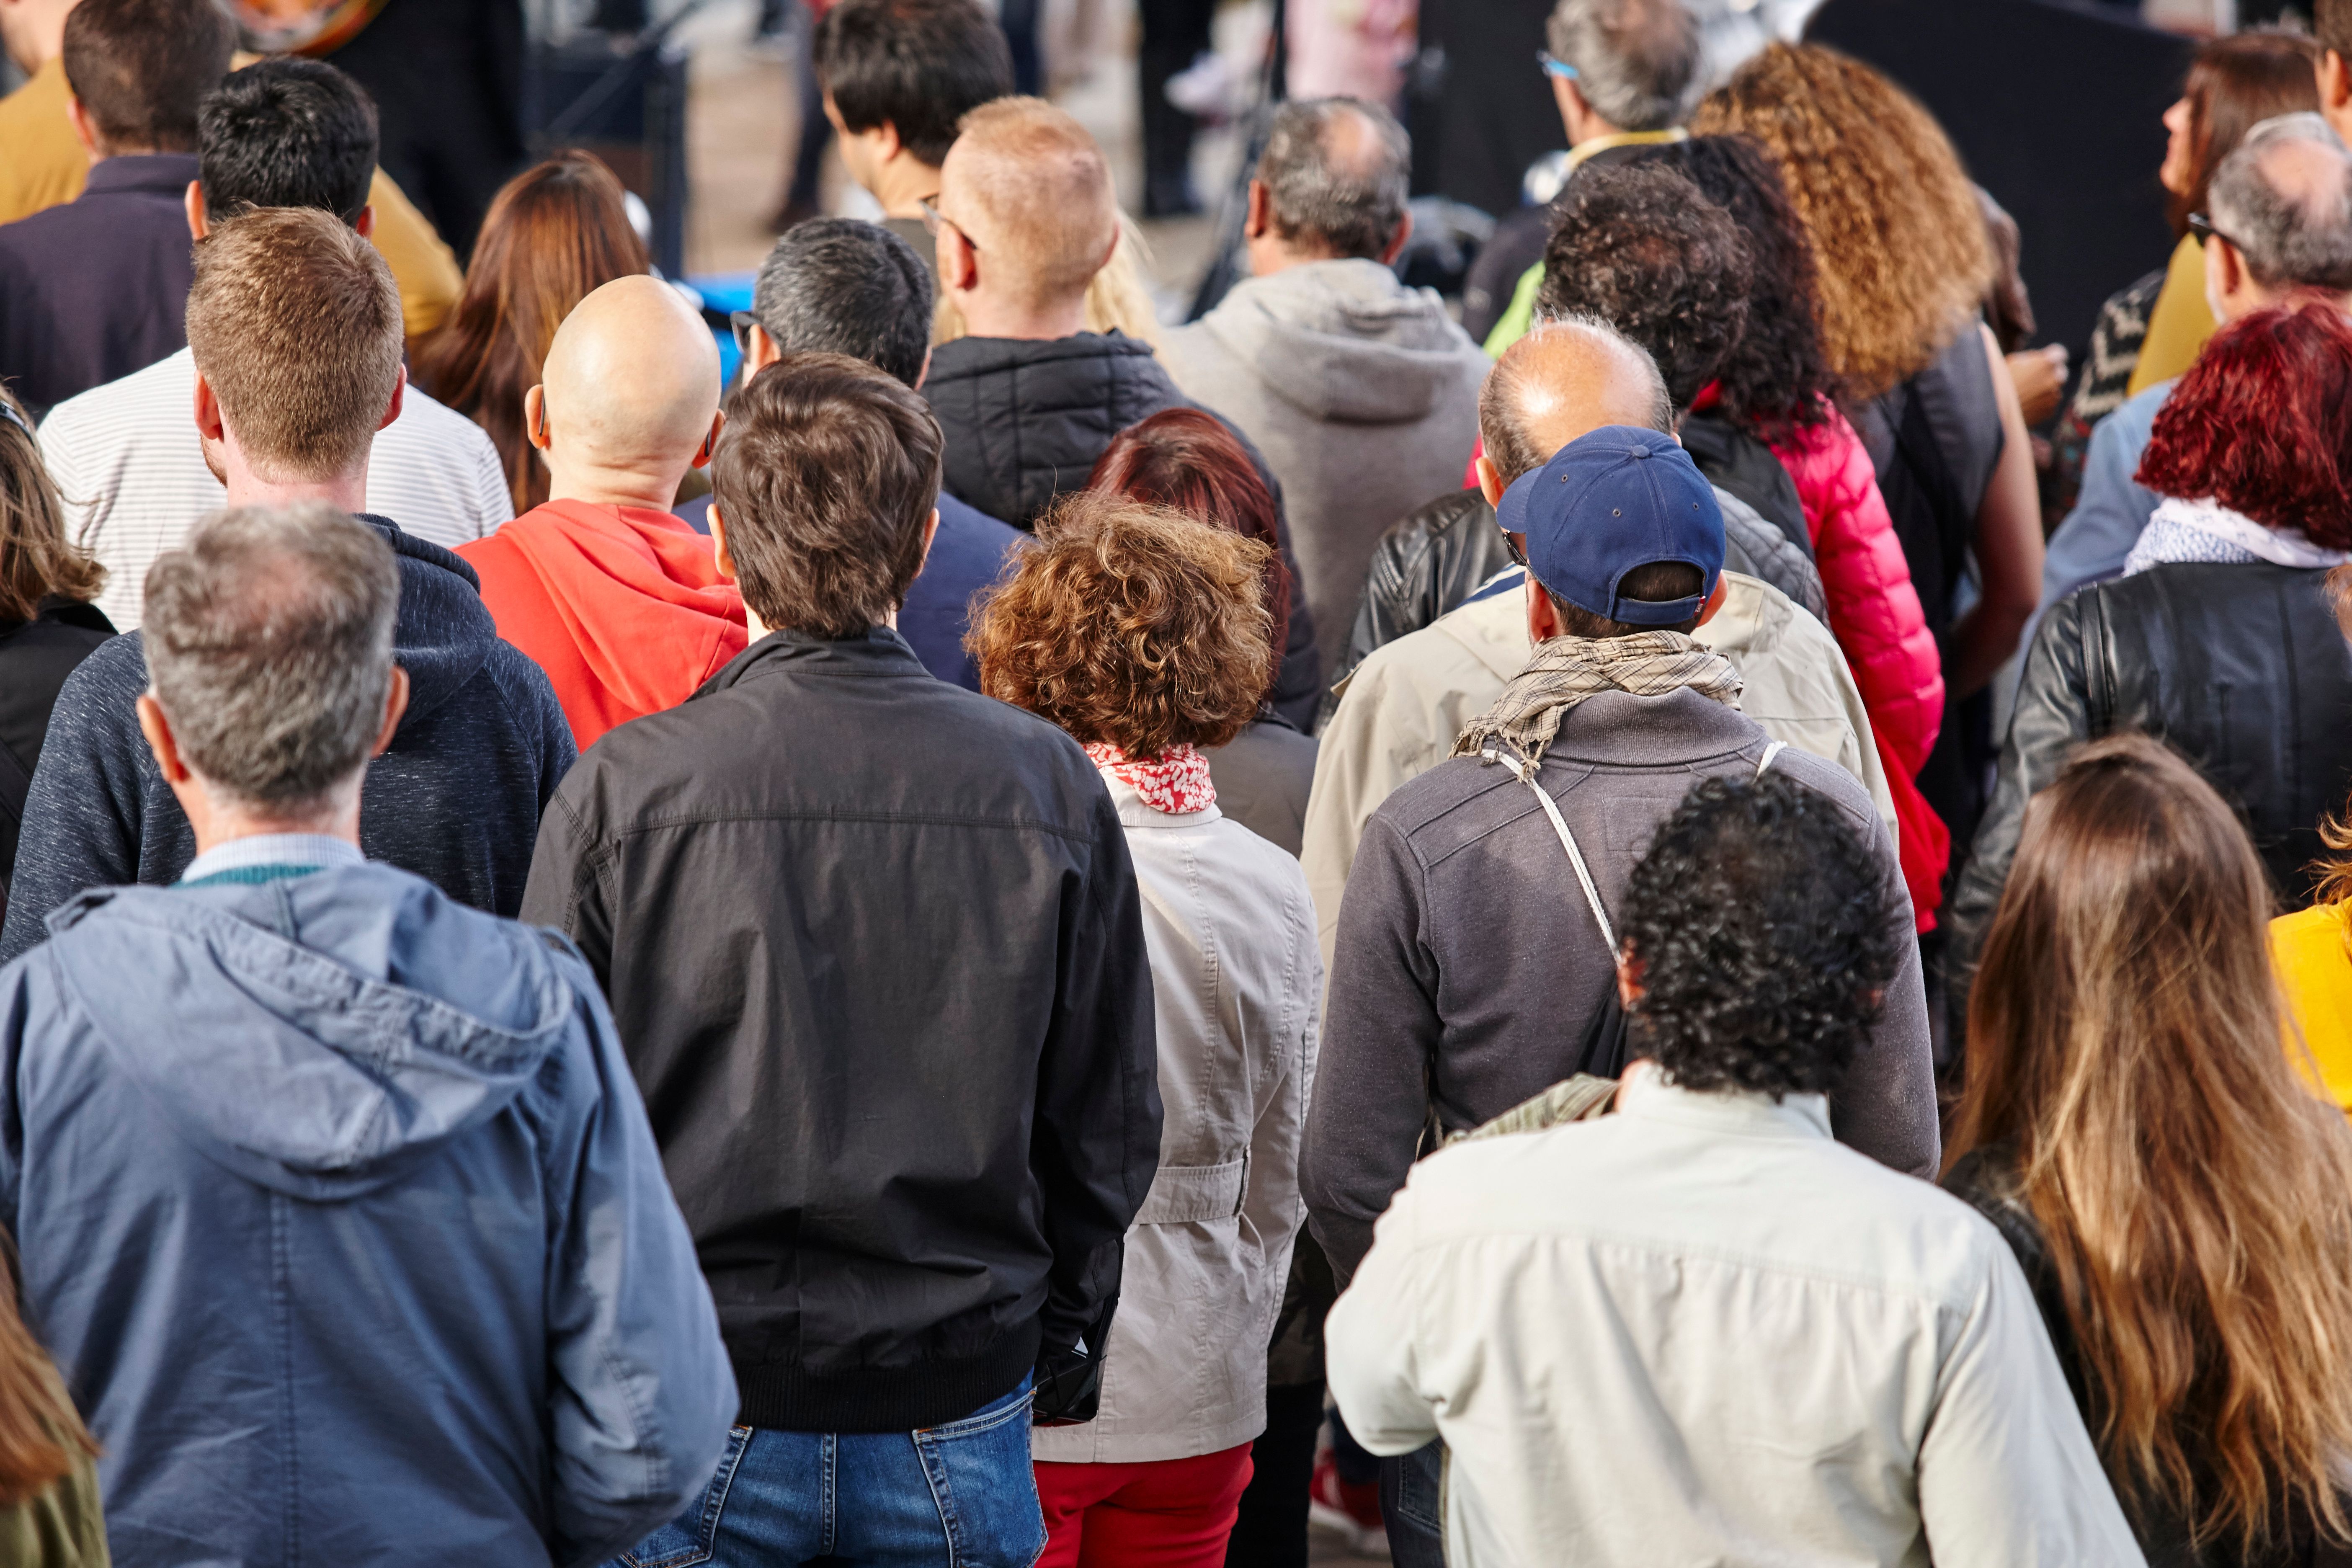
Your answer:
[5,0,2352,1564]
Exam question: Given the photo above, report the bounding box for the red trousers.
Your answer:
[1033,1442,1255,1568]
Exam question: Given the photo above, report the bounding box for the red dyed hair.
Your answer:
[1087,409,1291,672]
[2136,304,2352,549]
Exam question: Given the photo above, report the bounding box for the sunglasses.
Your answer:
[918,197,979,251]
[1537,50,1579,81]
[0,399,28,439]
[2186,211,2243,252]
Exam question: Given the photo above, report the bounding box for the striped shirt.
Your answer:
[38,347,513,629]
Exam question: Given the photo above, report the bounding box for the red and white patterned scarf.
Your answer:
[1086,743,1216,815]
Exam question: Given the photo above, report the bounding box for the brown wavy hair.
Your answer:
[970,491,1273,756]
[1949,733,2352,1555]
[0,388,103,625]
[413,152,650,513]
[1086,408,1288,694]
[1693,44,1992,402]
[0,1250,96,1509]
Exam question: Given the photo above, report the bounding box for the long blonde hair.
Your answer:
[1950,734,2352,1553]
[1693,44,1992,401]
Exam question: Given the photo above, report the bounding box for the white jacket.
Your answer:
[1300,569,1892,980]
[1326,1066,2146,1568]
[1032,774,1323,1464]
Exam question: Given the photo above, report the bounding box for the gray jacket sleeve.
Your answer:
[1827,773,1942,1181]
[539,947,737,1568]
[1303,810,1443,1285]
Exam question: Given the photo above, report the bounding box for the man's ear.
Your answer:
[1525,574,1563,644]
[709,502,736,580]
[1378,206,1415,268]
[917,506,940,573]
[371,666,411,756]
[524,383,551,452]
[193,370,225,443]
[1614,950,1644,1010]
[939,222,980,295]
[353,203,375,240]
[1474,454,1505,507]
[2322,50,2352,113]
[694,408,725,469]
[1694,575,1728,628]
[1244,179,1271,242]
[378,364,405,433]
[747,321,783,376]
[184,180,208,243]
[135,694,190,785]
[65,94,100,160]
[913,345,933,392]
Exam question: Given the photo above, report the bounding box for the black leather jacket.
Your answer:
[1329,483,1830,704]
[1949,562,2352,990]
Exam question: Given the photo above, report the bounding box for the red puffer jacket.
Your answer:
[1765,402,1950,928]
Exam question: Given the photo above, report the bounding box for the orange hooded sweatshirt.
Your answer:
[459,500,747,750]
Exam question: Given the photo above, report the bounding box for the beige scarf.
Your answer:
[1452,632,1744,766]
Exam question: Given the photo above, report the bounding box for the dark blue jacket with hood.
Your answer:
[0,518,577,964]
[0,861,738,1567]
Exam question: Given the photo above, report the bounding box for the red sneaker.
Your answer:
[1306,1452,1389,1557]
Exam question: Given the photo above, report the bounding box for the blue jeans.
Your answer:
[617,1380,1045,1567]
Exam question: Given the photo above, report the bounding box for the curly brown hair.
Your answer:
[1693,44,1991,402]
[970,491,1273,756]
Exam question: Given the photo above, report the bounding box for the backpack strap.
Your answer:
[1486,748,1614,951]
[1756,740,1787,779]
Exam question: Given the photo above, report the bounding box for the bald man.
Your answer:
[921,98,1239,526]
[1158,98,1489,678]
[458,276,745,748]
[1300,317,1890,979]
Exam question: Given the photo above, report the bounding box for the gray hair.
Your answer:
[1479,315,1675,485]
[142,503,399,815]
[1542,0,1700,134]
[2207,112,2352,293]
[1256,97,1411,260]
[752,218,935,390]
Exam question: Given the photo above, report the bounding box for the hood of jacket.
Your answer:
[362,513,496,726]
[470,500,745,717]
[1196,259,1480,424]
[40,863,579,1201]
[921,330,1194,526]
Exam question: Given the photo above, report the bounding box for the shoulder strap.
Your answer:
[1487,748,1614,951]
[1757,740,1787,778]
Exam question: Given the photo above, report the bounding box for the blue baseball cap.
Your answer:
[1495,425,1724,627]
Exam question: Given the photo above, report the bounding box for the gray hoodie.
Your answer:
[1159,258,1491,678]
[0,862,736,1567]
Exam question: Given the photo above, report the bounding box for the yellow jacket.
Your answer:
[2274,900,2352,1116]
[0,54,463,340]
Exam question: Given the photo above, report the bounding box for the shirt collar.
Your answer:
[81,152,202,197]
[1564,127,1689,175]
[1616,1061,1833,1140]
[180,833,364,885]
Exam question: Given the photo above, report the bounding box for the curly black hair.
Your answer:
[1533,161,1751,415]
[1635,135,1839,440]
[1618,771,1905,1099]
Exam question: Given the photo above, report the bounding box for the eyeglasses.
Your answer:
[730,310,759,357]
[1537,50,1579,81]
[2187,211,2242,252]
[918,197,978,252]
[0,399,28,439]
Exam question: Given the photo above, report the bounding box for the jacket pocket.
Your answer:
[1133,1157,1246,1225]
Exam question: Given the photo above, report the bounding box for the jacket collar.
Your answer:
[693,624,929,698]
[82,152,201,197]
[1618,1062,1831,1140]
[1096,770,1224,830]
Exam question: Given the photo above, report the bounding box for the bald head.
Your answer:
[1256,97,1411,260]
[937,96,1117,317]
[2207,113,2352,294]
[1479,317,1674,485]
[534,275,722,505]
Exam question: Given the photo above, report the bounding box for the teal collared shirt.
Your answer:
[177,833,365,890]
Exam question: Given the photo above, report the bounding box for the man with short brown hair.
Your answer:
[0,0,232,412]
[0,206,575,963]
[524,352,1161,1565]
